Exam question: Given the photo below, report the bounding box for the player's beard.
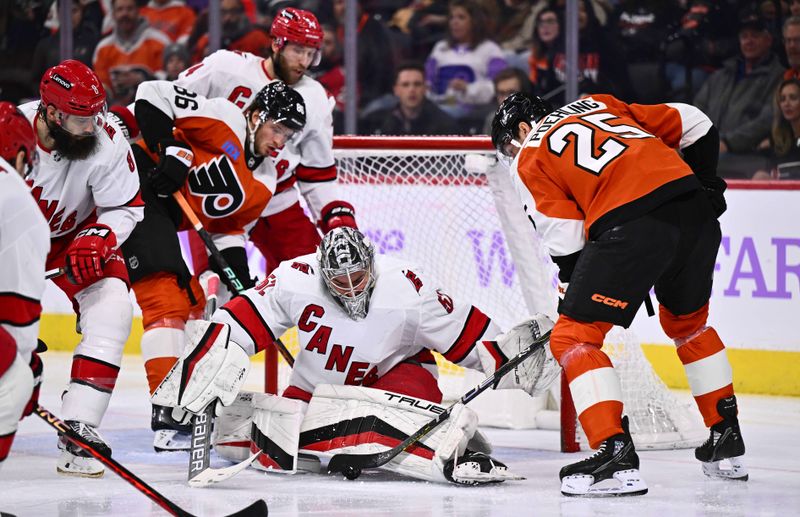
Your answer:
[47,119,99,160]
[273,51,301,85]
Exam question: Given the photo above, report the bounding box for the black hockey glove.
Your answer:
[699,175,727,218]
[149,139,193,196]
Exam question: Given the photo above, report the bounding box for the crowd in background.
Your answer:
[2,0,800,179]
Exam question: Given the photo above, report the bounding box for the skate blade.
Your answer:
[57,465,105,478]
[153,429,192,453]
[702,455,748,481]
[561,469,648,497]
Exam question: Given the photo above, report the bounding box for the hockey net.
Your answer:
[269,136,705,451]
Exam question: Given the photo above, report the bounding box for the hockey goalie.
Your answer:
[153,227,560,485]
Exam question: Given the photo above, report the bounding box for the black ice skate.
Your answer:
[152,404,192,453]
[695,396,748,481]
[442,450,524,485]
[559,416,647,497]
[56,420,110,478]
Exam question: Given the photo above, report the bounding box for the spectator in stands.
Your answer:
[140,0,197,44]
[527,7,560,96]
[663,1,739,102]
[482,67,531,134]
[362,61,460,136]
[754,78,800,179]
[332,0,395,110]
[783,16,800,79]
[792,0,800,17]
[495,0,539,55]
[534,0,632,105]
[192,0,270,62]
[160,42,190,80]
[93,0,170,103]
[425,0,507,123]
[694,14,785,178]
[611,0,680,103]
[312,23,345,133]
[402,0,450,58]
[31,2,100,90]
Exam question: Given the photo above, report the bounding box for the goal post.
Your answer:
[268,135,706,452]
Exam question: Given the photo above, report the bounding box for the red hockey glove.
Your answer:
[319,200,357,234]
[149,139,193,196]
[65,224,117,285]
[21,339,46,418]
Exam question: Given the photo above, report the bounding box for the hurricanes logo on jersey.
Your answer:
[188,156,245,218]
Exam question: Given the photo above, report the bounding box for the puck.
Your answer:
[342,466,361,480]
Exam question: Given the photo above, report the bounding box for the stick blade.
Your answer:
[188,451,261,487]
[327,451,390,473]
[225,499,269,517]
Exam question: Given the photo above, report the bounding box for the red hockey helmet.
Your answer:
[271,8,323,65]
[0,101,36,167]
[40,60,107,136]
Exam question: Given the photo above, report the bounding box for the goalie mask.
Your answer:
[491,92,552,159]
[318,227,376,321]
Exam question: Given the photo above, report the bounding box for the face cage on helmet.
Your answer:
[56,105,107,137]
[321,261,375,321]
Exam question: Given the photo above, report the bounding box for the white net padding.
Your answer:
[275,136,705,449]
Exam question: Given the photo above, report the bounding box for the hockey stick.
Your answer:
[45,267,64,280]
[34,404,268,517]
[172,191,290,486]
[187,272,263,487]
[327,330,552,478]
[172,191,294,365]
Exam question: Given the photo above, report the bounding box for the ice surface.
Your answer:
[1,352,797,517]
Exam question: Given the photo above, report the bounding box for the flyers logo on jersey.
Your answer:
[188,156,245,218]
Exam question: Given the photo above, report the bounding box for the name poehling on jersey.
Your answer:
[529,99,607,146]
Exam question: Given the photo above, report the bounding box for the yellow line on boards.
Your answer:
[38,314,800,396]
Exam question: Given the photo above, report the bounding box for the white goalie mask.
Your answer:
[318,228,376,321]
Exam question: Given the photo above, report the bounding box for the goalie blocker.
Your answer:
[212,386,522,485]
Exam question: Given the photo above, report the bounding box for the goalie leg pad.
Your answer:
[299,385,520,484]
[151,320,249,415]
[213,391,305,473]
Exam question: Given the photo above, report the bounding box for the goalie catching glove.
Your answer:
[151,320,249,415]
[476,313,560,396]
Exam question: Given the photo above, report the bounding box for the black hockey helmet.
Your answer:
[491,92,553,156]
[249,80,306,131]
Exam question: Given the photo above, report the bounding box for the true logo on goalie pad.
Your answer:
[384,393,445,414]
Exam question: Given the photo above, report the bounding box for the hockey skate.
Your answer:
[152,404,192,453]
[443,450,524,485]
[560,416,648,497]
[56,420,110,478]
[695,396,748,481]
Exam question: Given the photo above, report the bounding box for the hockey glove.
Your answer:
[21,339,46,418]
[149,139,193,196]
[65,224,117,285]
[319,200,357,234]
[699,175,727,218]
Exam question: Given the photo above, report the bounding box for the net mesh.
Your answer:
[272,141,705,448]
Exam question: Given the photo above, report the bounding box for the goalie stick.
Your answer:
[34,404,268,517]
[327,330,553,478]
[172,191,292,486]
[45,267,64,280]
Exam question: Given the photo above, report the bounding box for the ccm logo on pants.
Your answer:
[591,294,628,309]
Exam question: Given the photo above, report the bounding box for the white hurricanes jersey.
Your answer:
[0,158,50,360]
[214,254,502,395]
[175,50,340,220]
[18,102,144,244]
